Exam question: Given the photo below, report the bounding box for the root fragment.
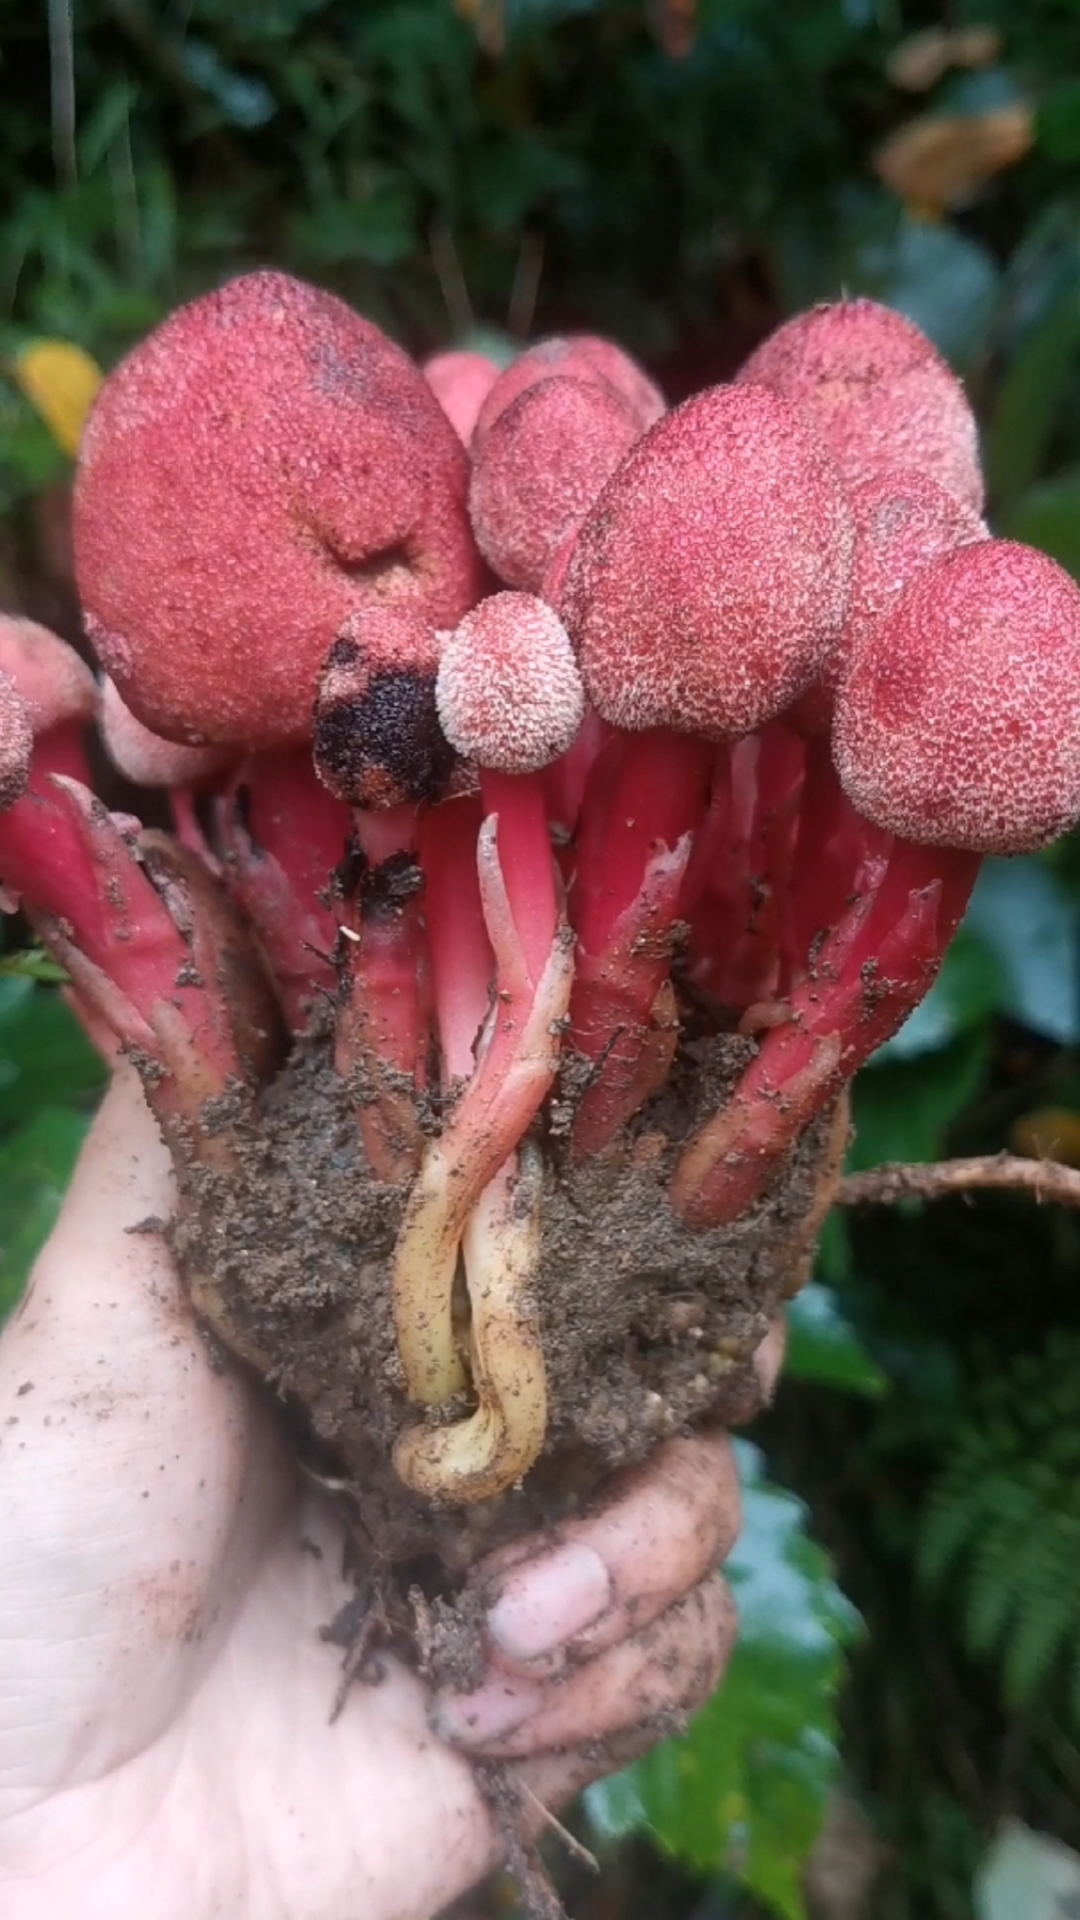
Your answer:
[393,1144,548,1502]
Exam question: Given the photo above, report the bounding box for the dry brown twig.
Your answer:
[837,1152,1080,1212]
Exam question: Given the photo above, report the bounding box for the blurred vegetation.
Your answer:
[4,3,1080,1918]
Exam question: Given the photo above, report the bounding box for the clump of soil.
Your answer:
[168,1022,837,1583]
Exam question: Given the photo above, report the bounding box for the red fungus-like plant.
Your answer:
[783,468,988,970]
[423,347,502,443]
[671,538,1080,1227]
[21,277,1080,1530]
[74,269,485,749]
[0,625,281,1196]
[558,380,855,1152]
[388,593,581,1498]
[469,375,645,593]
[472,333,664,447]
[310,602,456,1178]
[739,297,984,513]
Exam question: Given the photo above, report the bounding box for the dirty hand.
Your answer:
[0,1067,771,1920]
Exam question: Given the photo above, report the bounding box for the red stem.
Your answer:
[215,748,351,1028]
[567,727,713,1152]
[671,839,982,1227]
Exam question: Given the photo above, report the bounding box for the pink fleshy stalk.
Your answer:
[334,806,432,1184]
[391,785,572,1420]
[0,773,280,1131]
[671,837,980,1227]
[541,707,611,843]
[215,748,350,1028]
[685,722,806,1015]
[567,728,714,1155]
[778,732,879,994]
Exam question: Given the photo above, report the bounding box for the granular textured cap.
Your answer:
[437,591,585,773]
[0,614,96,736]
[74,270,484,751]
[423,349,501,443]
[473,334,664,447]
[0,671,32,811]
[314,603,453,810]
[789,469,985,735]
[738,299,983,514]
[561,381,855,738]
[469,375,644,594]
[834,539,1080,853]
[99,677,234,788]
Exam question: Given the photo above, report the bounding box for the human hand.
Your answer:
[0,1067,777,1920]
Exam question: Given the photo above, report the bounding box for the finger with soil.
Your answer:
[479,1431,742,1673]
[434,1570,736,1757]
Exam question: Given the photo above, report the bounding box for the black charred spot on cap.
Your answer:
[314,666,455,809]
[324,633,362,672]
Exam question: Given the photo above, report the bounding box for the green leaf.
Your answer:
[850,1026,989,1173]
[0,1105,90,1317]
[985,292,1080,513]
[0,980,106,1132]
[586,1444,860,1920]
[1037,80,1080,163]
[785,1283,888,1398]
[1003,472,1080,582]
[964,858,1080,1045]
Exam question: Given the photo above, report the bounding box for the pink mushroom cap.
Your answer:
[561,381,855,739]
[792,467,988,734]
[99,676,235,788]
[473,334,665,446]
[74,270,485,753]
[0,670,32,811]
[423,349,501,444]
[313,602,453,810]
[436,591,585,774]
[738,298,984,515]
[469,375,644,595]
[834,538,1080,854]
[0,614,96,738]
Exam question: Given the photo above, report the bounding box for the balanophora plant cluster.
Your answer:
[4,274,1080,1532]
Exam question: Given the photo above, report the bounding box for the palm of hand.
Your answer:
[0,1074,748,1920]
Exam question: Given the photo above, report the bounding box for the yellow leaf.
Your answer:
[1012,1107,1080,1169]
[874,103,1034,217]
[11,340,104,457]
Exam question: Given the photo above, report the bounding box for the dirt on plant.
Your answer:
[165,1013,840,1620]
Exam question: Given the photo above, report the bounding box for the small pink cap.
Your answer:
[437,591,584,773]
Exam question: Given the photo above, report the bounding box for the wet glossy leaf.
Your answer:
[786,1283,888,1398]
[586,1444,860,1920]
[964,858,1080,1045]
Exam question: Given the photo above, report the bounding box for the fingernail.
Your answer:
[486,1541,612,1663]
[433,1675,544,1746]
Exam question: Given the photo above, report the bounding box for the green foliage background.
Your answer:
[5,4,1080,1916]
